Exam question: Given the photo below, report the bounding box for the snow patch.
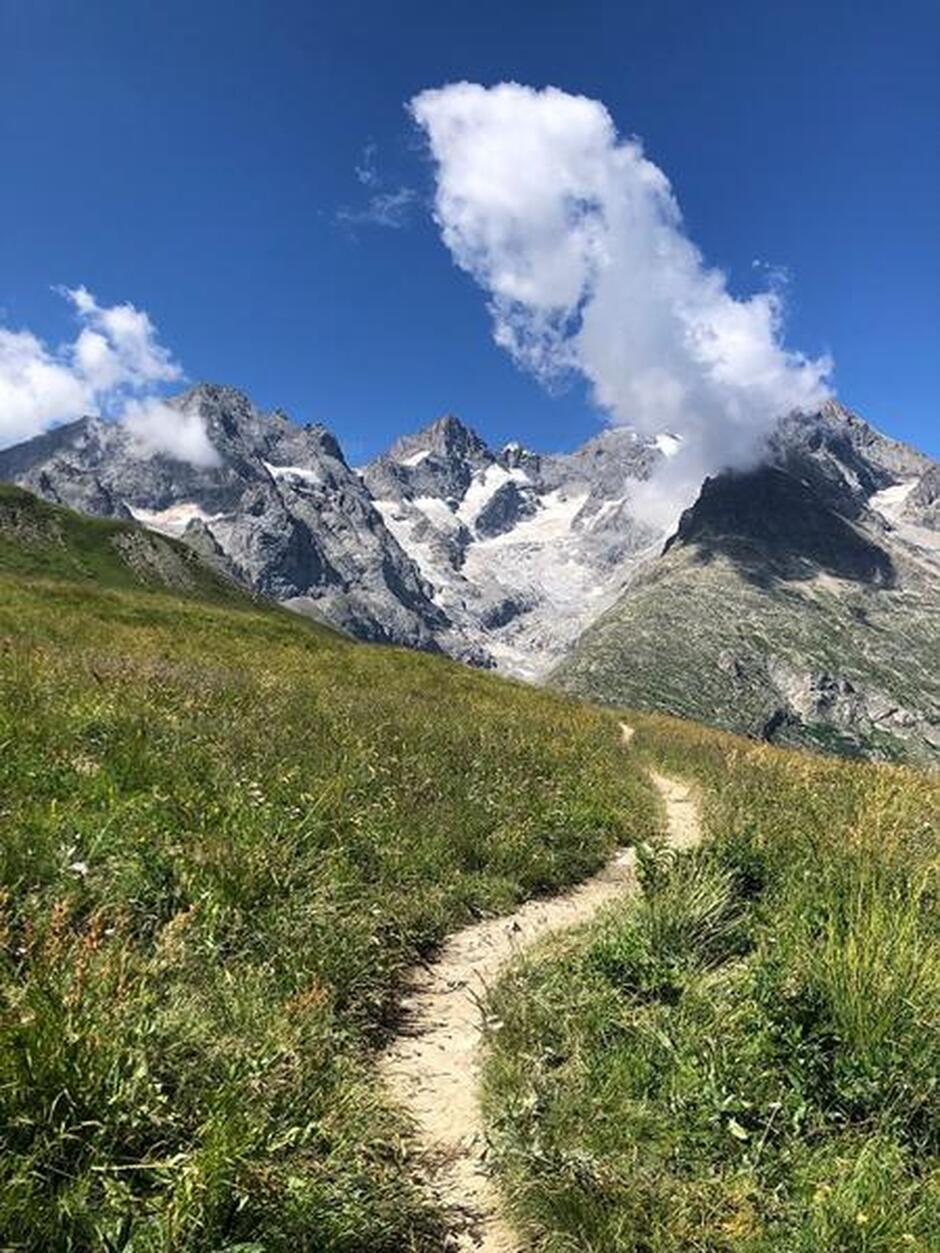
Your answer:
[263,460,322,486]
[473,489,587,549]
[399,449,432,468]
[586,496,628,528]
[869,479,918,521]
[869,479,940,569]
[457,463,530,524]
[413,495,463,533]
[128,502,223,538]
[372,497,462,604]
[460,487,656,680]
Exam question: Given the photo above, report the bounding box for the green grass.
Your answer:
[483,715,940,1251]
[551,541,940,768]
[0,490,659,1250]
[0,484,250,603]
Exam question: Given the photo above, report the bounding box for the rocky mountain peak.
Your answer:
[539,424,658,497]
[0,386,452,650]
[775,403,932,502]
[422,413,490,457]
[178,381,255,414]
[555,407,939,766]
[384,413,492,469]
[364,414,496,506]
[169,384,347,467]
[667,464,896,587]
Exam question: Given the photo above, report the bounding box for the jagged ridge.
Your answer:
[2,388,938,762]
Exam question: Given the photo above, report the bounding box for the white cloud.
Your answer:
[355,140,380,186]
[411,82,833,525]
[0,326,91,446]
[338,185,416,230]
[339,141,417,230]
[63,285,181,392]
[124,397,220,468]
[0,287,218,465]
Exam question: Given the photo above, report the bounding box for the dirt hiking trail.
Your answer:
[380,723,703,1252]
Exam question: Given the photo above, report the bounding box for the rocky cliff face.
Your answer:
[0,385,449,649]
[903,464,940,531]
[0,389,672,673]
[554,405,940,765]
[362,417,662,676]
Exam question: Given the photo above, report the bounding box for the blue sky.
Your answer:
[1,0,937,461]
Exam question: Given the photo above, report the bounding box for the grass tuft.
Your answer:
[483,714,940,1251]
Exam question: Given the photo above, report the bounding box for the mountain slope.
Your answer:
[0,384,449,649]
[0,482,257,605]
[0,386,671,674]
[0,488,656,1250]
[1,389,672,671]
[553,409,940,764]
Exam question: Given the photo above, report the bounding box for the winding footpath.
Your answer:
[380,724,702,1251]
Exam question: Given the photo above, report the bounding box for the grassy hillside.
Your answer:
[551,469,940,768]
[0,483,254,603]
[553,541,940,767]
[483,715,940,1250]
[0,489,658,1250]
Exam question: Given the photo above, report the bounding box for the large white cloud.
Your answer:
[411,82,833,524]
[0,287,218,466]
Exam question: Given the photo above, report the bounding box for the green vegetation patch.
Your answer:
[483,714,940,1251]
[0,494,658,1251]
[0,484,249,604]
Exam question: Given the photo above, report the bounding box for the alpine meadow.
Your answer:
[2,4,939,1251]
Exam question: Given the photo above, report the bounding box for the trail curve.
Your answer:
[380,723,701,1251]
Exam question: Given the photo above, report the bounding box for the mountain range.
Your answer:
[1,383,937,763]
